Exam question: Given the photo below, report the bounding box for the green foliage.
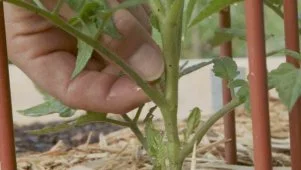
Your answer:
[180,60,214,77]
[65,0,85,11]
[265,0,283,7]
[143,106,158,123]
[208,28,275,48]
[183,0,290,59]
[212,57,239,80]
[184,107,201,141]
[18,97,75,118]
[269,63,301,110]
[18,84,75,117]
[213,58,250,110]
[208,28,245,47]
[189,0,243,27]
[228,79,250,105]
[184,0,198,30]
[66,0,148,78]
[145,121,167,168]
[267,49,301,61]
[152,27,162,47]
[27,112,107,135]
[67,0,120,78]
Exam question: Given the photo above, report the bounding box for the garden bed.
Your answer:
[16,98,291,170]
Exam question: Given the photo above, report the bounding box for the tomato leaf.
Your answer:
[265,0,282,6]
[66,0,121,78]
[185,107,201,141]
[65,0,86,12]
[212,58,239,80]
[184,0,198,29]
[209,28,245,47]
[269,63,301,110]
[189,0,243,27]
[145,120,167,167]
[27,112,107,135]
[229,79,249,101]
[72,37,94,78]
[18,97,75,118]
[267,49,301,61]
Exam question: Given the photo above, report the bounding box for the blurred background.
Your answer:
[182,1,301,59]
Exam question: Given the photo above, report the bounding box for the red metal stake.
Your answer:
[283,1,301,169]
[219,7,237,164]
[244,0,272,169]
[0,2,17,170]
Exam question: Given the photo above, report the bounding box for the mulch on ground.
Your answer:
[16,98,291,170]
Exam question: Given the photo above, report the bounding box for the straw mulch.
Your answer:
[17,98,292,170]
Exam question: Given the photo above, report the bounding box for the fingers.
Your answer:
[65,70,149,114]
[23,51,148,114]
[44,0,163,81]
[4,1,161,114]
[100,0,164,81]
[117,0,151,32]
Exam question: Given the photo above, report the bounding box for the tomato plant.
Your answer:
[5,0,301,169]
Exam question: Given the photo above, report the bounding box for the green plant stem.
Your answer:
[128,123,147,149]
[77,118,131,127]
[160,0,184,139]
[161,108,181,169]
[122,115,147,150]
[157,0,184,169]
[179,98,242,162]
[104,118,131,127]
[143,106,157,123]
[159,0,169,12]
[4,0,168,109]
[149,0,165,20]
[121,114,132,122]
[154,0,165,15]
[179,60,214,78]
[133,104,144,123]
[165,0,173,7]
[162,1,183,104]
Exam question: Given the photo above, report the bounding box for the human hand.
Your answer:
[4,1,164,114]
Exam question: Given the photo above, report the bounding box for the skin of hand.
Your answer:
[4,0,164,114]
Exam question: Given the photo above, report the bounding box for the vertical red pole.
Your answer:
[283,1,301,170]
[244,0,272,170]
[219,7,237,164]
[0,2,17,170]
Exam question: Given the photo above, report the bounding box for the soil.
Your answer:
[15,122,122,154]
[15,98,292,170]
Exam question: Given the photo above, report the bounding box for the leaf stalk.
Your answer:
[179,98,242,162]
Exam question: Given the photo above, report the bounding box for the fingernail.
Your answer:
[128,44,164,81]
